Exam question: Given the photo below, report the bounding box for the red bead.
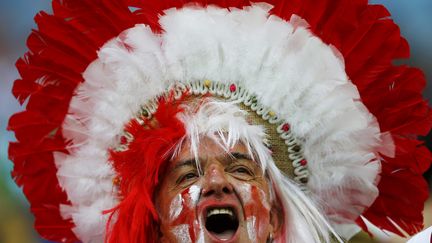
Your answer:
[300,159,307,166]
[282,123,290,132]
[120,136,127,144]
[229,84,237,92]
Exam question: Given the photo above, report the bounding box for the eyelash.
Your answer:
[177,171,199,184]
[230,165,253,176]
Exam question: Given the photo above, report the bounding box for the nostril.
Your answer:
[202,186,232,197]
[203,188,215,197]
[222,187,231,194]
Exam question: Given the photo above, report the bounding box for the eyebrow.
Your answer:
[228,152,253,161]
[173,159,197,170]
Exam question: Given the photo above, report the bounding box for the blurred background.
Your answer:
[0,0,431,242]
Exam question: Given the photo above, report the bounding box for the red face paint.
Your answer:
[166,186,203,243]
[242,185,271,242]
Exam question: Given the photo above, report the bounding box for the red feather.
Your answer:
[8,0,140,241]
[8,137,77,242]
[107,97,186,243]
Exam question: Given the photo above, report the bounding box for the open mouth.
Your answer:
[205,207,239,241]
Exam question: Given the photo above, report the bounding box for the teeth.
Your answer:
[207,208,234,218]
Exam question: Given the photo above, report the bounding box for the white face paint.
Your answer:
[195,219,205,243]
[259,187,271,211]
[236,182,252,204]
[188,185,201,207]
[171,224,192,243]
[246,216,257,242]
[169,194,183,221]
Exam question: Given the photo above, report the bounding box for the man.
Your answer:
[108,98,338,242]
[155,112,283,242]
[8,0,431,242]
[106,97,341,242]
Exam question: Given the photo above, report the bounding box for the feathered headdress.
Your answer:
[8,0,431,242]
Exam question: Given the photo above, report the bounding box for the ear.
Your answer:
[269,197,284,239]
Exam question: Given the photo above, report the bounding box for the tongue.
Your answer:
[212,230,235,240]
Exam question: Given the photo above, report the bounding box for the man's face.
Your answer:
[155,137,279,243]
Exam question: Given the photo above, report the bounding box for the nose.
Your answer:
[201,163,233,198]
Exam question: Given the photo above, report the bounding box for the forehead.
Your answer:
[170,137,253,167]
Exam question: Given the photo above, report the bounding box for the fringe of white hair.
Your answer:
[54,3,393,242]
[173,99,272,172]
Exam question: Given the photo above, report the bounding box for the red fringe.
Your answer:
[107,97,186,243]
[9,0,431,241]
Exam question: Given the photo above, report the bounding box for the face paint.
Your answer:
[258,187,271,211]
[188,185,201,207]
[246,216,257,242]
[166,186,203,242]
[235,181,252,204]
[241,185,272,241]
[171,224,192,243]
[169,194,183,221]
[196,225,205,243]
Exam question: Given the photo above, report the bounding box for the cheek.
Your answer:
[236,183,271,241]
[168,185,201,222]
[163,185,203,242]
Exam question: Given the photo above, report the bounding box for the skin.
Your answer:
[155,137,282,243]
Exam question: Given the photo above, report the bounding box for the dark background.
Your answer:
[0,0,430,242]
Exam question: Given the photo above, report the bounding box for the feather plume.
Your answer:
[8,0,431,242]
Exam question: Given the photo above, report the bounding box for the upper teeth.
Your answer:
[207,208,234,218]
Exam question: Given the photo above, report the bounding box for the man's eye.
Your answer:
[231,166,253,175]
[178,172,198,184]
